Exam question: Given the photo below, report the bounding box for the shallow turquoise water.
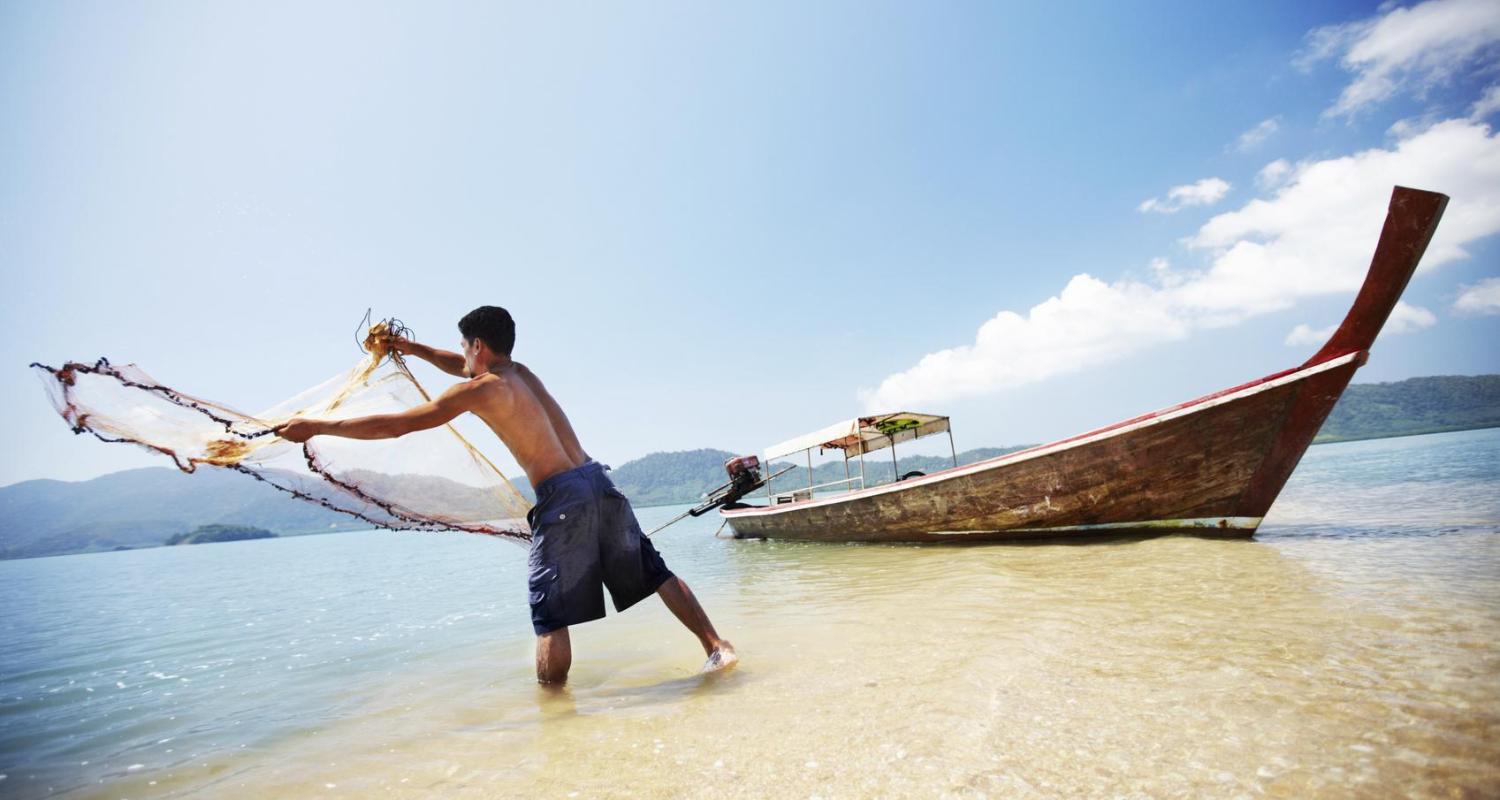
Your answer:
[2,428,1498,798]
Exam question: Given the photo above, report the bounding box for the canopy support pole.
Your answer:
[948,428,958,468]
[807,450,814,491]
[890,434,898,481]
[859,447,866,489]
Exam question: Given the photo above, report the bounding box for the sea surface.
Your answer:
[2,428,1498,799]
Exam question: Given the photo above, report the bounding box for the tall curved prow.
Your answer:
[1304,186,1449,368]
[1233,186,1449,520]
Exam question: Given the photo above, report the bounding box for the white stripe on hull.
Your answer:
[922,516,1263,536]
[727,516,1263,540]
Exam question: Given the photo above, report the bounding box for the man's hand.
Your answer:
[273,418,323,443]
[384,336,468,378]
[385,335,416,355]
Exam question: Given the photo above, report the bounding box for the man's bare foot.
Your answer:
[701,641,739,674]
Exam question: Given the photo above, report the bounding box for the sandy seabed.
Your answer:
[102,530,1500,799]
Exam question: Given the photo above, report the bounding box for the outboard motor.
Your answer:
[648,454,796,537]
[689,455,764,516]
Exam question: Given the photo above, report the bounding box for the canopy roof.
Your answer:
[764,412,951,461]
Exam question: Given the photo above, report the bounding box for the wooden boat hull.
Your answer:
[722,187,1448,543]
[722,352,1360,542]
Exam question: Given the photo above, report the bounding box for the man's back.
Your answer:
[511,363,590,466]
[466,364,586,488]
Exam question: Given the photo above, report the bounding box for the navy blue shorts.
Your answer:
[526,461,675,635]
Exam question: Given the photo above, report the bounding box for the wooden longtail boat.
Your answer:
[721,186,1448,542]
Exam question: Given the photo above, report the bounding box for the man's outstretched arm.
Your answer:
[274,380,487,442]
[392,337,467,378]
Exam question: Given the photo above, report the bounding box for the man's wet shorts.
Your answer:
[526,460,675,635]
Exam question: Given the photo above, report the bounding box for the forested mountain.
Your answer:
[1314,374,1500,443]
[4,374,1495,559]
[611,446,1032,507]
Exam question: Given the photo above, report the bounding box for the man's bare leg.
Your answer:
[536,628,572,685]
[656,576,737,671]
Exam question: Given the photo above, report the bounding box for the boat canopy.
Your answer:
[764,412,951,460]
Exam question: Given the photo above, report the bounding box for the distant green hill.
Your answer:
[1314,374,1500,443]
[607,449,745,507]
[3,373,1494,559]
[0,467,365,560]
[166,524,277,546]
[0,464,538,560]
[610,446,1033,507]
[611,375,1500,502]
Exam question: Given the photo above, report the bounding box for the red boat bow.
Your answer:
[1307,187,1449,368]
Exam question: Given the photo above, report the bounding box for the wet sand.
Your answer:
[106,530,1499,799]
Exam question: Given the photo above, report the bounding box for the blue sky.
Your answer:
[3,0,1499,486]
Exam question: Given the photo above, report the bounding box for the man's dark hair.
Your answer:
[458,306,516,356]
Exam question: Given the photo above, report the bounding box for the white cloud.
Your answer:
[1234,117,1282,152]
[1285,323,1338,346]
[1388,113,1443,140]
[860,119,1500,412]
[1148,257,1185,288]
[856,275,1190,410]
[1285,303,1431,347]
[1387,300,1439,332]
[1453,276,1500,313]
[1256,159,1293,190]
[1299,0,1500,118]
[1182,120,1500,314]
[1472,84,1500,119]
[1138,177,1231,214]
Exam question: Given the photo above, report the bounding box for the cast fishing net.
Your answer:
[30,322,533,543]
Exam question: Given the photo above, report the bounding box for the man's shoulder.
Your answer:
[467,371,511,390]
[444,372,511,400]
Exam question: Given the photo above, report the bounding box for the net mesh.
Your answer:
[30,323,533,544]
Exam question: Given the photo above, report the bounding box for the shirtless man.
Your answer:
[274,306,735,684]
